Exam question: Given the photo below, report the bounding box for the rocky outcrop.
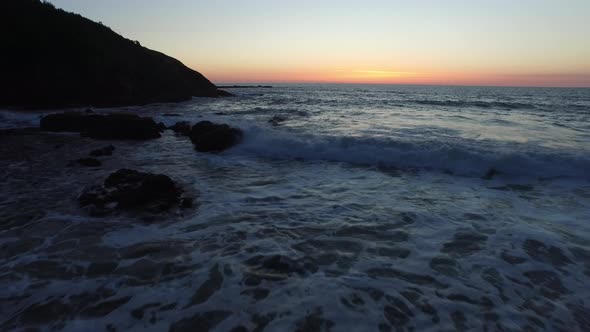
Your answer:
[168,121,192,136]
[189,121,242,152]
[79,169,185,215]
[40,112,162,140]
[0,0,224,109]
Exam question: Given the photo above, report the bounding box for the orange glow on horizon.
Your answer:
[200,67,590,88]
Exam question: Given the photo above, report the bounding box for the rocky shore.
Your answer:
[1,111,243,222]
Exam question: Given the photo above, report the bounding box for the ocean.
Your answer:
[1,84,590,331]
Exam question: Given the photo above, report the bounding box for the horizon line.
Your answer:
[213,81,590,89]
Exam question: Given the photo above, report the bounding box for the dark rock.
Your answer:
[79,169,183,214]
[71,157,101,167]
[169,121,192,136]
[40,112,162,140]
[1,0,220,109]
[189,121,242,152]
[482,168,498,180]
[89,145,115,157]
[157,122,166,132]
[268,115,288,126]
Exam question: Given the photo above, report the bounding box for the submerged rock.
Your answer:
[189,121,242,152]
[40,112,161,140]
[89,145,115,157]
[482,168,498,180]
[79,169,183,215]
[268,115,288,126]
[71,157,101,167]
[168,121,192,136]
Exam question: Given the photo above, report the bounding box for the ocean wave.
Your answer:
[410,99,536,110]
[232,126,590,179]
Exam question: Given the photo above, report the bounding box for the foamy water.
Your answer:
[1,84,590,331]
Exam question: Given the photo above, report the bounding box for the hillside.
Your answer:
[0,0,222,108]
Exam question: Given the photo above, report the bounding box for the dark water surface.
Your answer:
[1,84,590,331]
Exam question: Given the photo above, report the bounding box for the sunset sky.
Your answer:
[48,0,590,87]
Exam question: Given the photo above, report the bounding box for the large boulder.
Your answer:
[79,169,184,215]
[40,112,161,140]
[189,121,242,152]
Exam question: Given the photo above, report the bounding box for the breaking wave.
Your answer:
[232,126,590,179]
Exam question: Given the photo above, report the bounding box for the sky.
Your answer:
[48,0,590,87]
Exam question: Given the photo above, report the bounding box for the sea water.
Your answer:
[1,84,589,331]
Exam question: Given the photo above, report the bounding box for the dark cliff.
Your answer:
[0,0,221,109]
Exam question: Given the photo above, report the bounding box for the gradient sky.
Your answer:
[48,0,590,87]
